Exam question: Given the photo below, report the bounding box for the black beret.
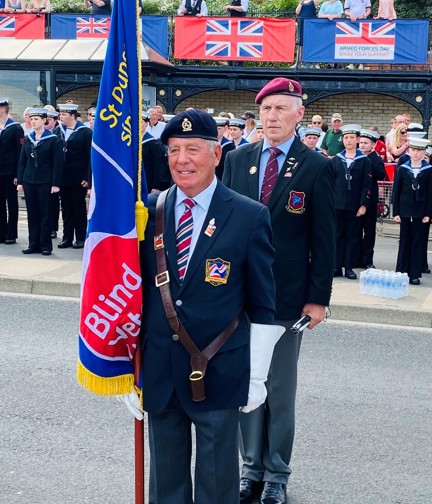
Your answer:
[160,109,218,145]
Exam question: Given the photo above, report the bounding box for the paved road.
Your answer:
[0,294,431,504]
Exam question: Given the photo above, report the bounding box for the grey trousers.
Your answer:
[239,320,302,484]
[148,393,240,504]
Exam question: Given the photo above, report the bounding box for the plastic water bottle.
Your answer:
[402,273,409,298]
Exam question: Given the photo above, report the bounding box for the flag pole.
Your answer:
[135,0,145,502]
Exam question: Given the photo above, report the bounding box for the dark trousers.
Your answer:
[23,182,52,252]
[336,209,360,270]
[0,175,18,242]
[60,185,87,242]
[148,394,239,504]
[239,320,302,484]
[396,218,425,280]
[422,221,430,270]
[359,201,378,267]
[51,191,60,233]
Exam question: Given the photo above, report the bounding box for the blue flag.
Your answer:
[78,0,148,396]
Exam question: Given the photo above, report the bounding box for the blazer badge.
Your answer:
[204,218,216,237]
[205,258,230,286]
[286,191,306,214]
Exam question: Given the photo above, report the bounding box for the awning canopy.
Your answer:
[0,39,172,66]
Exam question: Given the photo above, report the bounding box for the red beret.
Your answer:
[255,78,303,104]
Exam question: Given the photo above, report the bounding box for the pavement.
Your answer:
[1,210,432,328]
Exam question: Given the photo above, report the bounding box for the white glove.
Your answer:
[240,323,286,413]
[116,391,144,421]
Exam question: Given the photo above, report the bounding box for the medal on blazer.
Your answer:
[204,218,216,237]
[285,157,298,176]
[205,258,230,286]
[249,166,257,175]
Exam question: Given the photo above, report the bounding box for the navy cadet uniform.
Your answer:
[0,97,24,244]
[46,109,62,238]
[214,116,235,180]
[393,137,432,285]
[17,108,63,255]
[229,117,249,149]
[223,78,336,504]
[358,129,386,268]
[332,125,372,279]
[141,112,171,192]
[139,110,276,504]
[55,103,92,249]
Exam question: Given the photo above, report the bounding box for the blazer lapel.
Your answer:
[179,182,234,291]
[246,141,263,201]
[268,137,308,212]
[163,187,180,285]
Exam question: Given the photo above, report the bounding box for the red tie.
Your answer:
[260,147,282,206]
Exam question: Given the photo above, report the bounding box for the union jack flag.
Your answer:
[76,17,111,39]
[0,16,15,38]
[205,19,263,58]
[336,21,395,46]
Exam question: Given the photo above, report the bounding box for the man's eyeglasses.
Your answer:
[312,121,322,125]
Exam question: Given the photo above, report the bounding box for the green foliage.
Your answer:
[52,0,85,13]
[143,1,162,15]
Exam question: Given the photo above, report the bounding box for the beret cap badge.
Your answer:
[182,118,193,132]
[288,82,294,92]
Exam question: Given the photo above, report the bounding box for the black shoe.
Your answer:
[41,250,52,256]
[260,482,286,504]
[58,240,72,249]
[333,268,343,278]
[73,240,85,249]
[366,264,376,269]
[51,231,57,239]
[422,267,431,274]
[240,478,261,504]
[410,278,420,285]
[345,269,357,280]
[5,239,16,244]
[21,247,38,255]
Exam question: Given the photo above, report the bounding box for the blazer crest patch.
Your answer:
[205,258,230,286]
[286,191,306,214]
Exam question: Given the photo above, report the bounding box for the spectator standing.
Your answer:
[26,0,51,12]
[17,108,62,256]
[376,0,396,20]
[177,0,208,16]
[295,0,319,52]
[344,0,371,21]
[4,0,26,13]
[223,0,248,16]
[389,124,409,163]
[321,113,344,156]
[393,138,432,285]
[318,0,344,19]
[83,0,111,15]
[311,114,326,147]
[20,107,33,136]
[147,107,166,139]
[242,111,257,143]
[0,97,23,245]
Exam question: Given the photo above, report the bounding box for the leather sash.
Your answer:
[154,189,241,401]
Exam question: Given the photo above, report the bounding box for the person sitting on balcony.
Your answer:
[317,0,344,20]
[83,0,111,15]
[344,0,371,22]
[4,0,26,13]
[26,0,51,13]
[375,0,396,20]
[177,0,208,16]
[223,0,248,17]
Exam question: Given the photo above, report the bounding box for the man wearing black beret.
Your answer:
[125,109,282,503]
[223,78,336,504]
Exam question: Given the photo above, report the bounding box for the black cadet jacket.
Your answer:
[0,119,24,177]
[367,150,386,204]
[17,130,63,187]
[393,160,432,219]
[55,123,92,185]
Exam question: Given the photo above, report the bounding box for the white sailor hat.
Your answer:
[43,105,59,119]
[214,116,229,127]
[28,107,48,118]
[58,103,79,113]
[406,123,426,139]
[341,124,361,136]
[229,118,246,129]
[360,129,379,141]
[0,97,10,106]
[255,120,263,130]
[304,127,321,137]
[407,137,431,149]
[425,146,432,157]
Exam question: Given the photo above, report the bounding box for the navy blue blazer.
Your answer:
[140,181,275,413]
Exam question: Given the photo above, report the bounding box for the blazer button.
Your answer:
[172,334,179,342]
[175,299,182,306]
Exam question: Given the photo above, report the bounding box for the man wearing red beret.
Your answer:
[223,78,336,504]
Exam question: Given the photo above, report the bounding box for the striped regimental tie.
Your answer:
[260,147,283,206]
[176,198,196,281]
